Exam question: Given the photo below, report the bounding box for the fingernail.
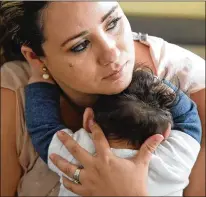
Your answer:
[49,154,55,160]
[154,134,164,142]
[88,119,94,129]
[57,131,65,138]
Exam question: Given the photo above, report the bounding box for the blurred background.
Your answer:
[120,2,205,59]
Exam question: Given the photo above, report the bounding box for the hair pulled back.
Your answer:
[0,1,49,65]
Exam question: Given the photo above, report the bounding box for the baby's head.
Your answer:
[86,69,177,147]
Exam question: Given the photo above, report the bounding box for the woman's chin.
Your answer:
[101,78,132,95]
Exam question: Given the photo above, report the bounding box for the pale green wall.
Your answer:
[120,2,205,19]
[120,2,205,59]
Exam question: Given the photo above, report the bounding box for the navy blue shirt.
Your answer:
[25,82,202,163]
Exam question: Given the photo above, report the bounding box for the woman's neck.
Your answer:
[66,90,98,108]
[58,82,99,108]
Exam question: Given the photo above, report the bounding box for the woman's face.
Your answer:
[42,2,135,96]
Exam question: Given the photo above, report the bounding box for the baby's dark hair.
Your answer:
[93,68,178,147]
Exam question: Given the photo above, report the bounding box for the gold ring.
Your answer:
[73,166,83,184]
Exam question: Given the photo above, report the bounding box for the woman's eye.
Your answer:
[71,40,90,53]
[106,17,122,31]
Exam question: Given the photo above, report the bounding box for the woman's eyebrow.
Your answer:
[101,5,118,23]
[60,5,118,47]
[61,31,89,47]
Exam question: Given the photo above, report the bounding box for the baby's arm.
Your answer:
[25,82,67,163]
[165,81,202,143]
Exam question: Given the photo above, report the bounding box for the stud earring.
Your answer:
[42,66,50,80]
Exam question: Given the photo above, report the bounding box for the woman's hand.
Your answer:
[50,119,164,196]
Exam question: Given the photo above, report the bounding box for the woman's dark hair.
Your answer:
[93,68,180,148]
[0,1,49,65]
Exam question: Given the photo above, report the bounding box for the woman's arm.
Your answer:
[184,88,205,196]
[1,88,22,196]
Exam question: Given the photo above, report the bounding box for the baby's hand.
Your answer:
[28,66,55,85]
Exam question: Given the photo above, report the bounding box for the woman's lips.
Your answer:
[103,62,127,80]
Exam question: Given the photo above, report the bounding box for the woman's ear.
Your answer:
[21,45,45,68]
[83,108,94,132]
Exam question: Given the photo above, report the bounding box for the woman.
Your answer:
[1,1,205,196]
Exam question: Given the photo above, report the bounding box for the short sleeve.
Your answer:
[146,36,205,94]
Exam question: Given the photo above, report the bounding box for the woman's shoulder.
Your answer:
[1,60,31,91]
[146,35,205,93]
[1,63,60,196]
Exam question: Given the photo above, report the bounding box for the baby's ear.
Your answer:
[83,108,94,132]
[163,123,171,140]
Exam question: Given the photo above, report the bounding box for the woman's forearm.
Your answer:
[184,88,205,196]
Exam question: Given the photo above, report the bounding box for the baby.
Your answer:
[25,69,201,196]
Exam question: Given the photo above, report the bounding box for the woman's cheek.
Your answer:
[119,18,132,46]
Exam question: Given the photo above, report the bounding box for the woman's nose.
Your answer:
[97,34,120,66]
